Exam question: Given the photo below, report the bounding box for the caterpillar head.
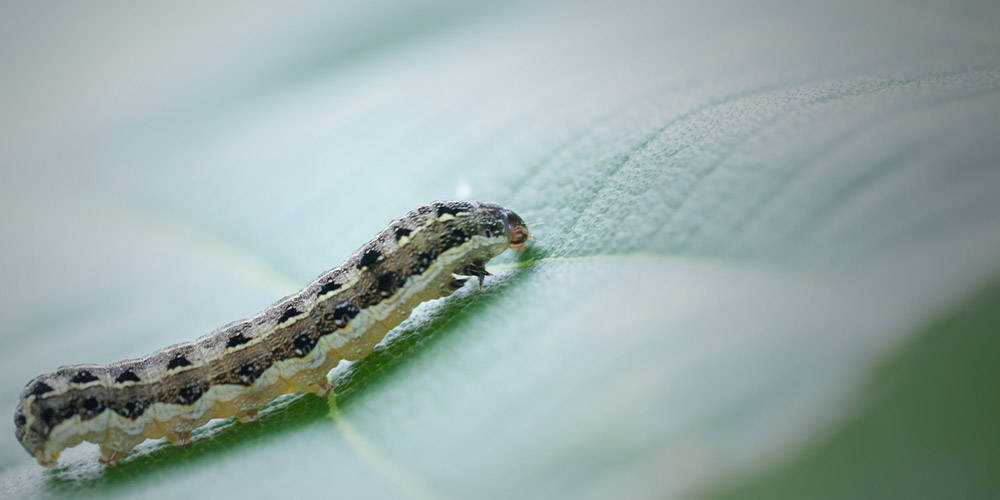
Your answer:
[505,210,530,249]
[466,201,529,250]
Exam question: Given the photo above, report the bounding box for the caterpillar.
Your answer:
[14,201,529,467]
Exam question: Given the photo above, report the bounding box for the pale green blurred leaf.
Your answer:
[1,0,999,498]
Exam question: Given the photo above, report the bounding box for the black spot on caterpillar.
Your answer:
[293,332,318,357]
[114,370,141,384]
[331,302,360,327]
[278,307,302,324]
[393,227,412,240]
[29,382,54,398]
[166,355,192,370]
[238,357,268,385]
[80,397,105,418]
[376,271,403,297]
[176,382,207,405]
[318,280,341,296]
[436,204,465,216]
[70,371,99,385]
[358,247,381,269]
[226,333,251,348]
[111,398,150,420]
[14,201,529,467]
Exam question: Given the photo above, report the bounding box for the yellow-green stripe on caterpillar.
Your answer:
[14,201,530,467]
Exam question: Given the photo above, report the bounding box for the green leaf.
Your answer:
[1,1,998,498]
[708,278,1000,500]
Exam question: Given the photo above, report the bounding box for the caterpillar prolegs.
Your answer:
[14,201,530,467]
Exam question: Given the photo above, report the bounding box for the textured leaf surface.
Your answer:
[1,0,998,498]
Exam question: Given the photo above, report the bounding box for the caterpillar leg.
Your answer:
[445,276,469,294]
[99,446,125,467]
[168,430,192,447]
[36,449,60,468]
[237,409,259,425]
[305,380,334,398]
[460,260,491,288]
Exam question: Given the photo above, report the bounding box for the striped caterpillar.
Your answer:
[14,201,530,467]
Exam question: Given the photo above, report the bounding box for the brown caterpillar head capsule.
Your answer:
[505,210,530,249]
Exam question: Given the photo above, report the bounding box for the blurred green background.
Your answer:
[1,0,998,498]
